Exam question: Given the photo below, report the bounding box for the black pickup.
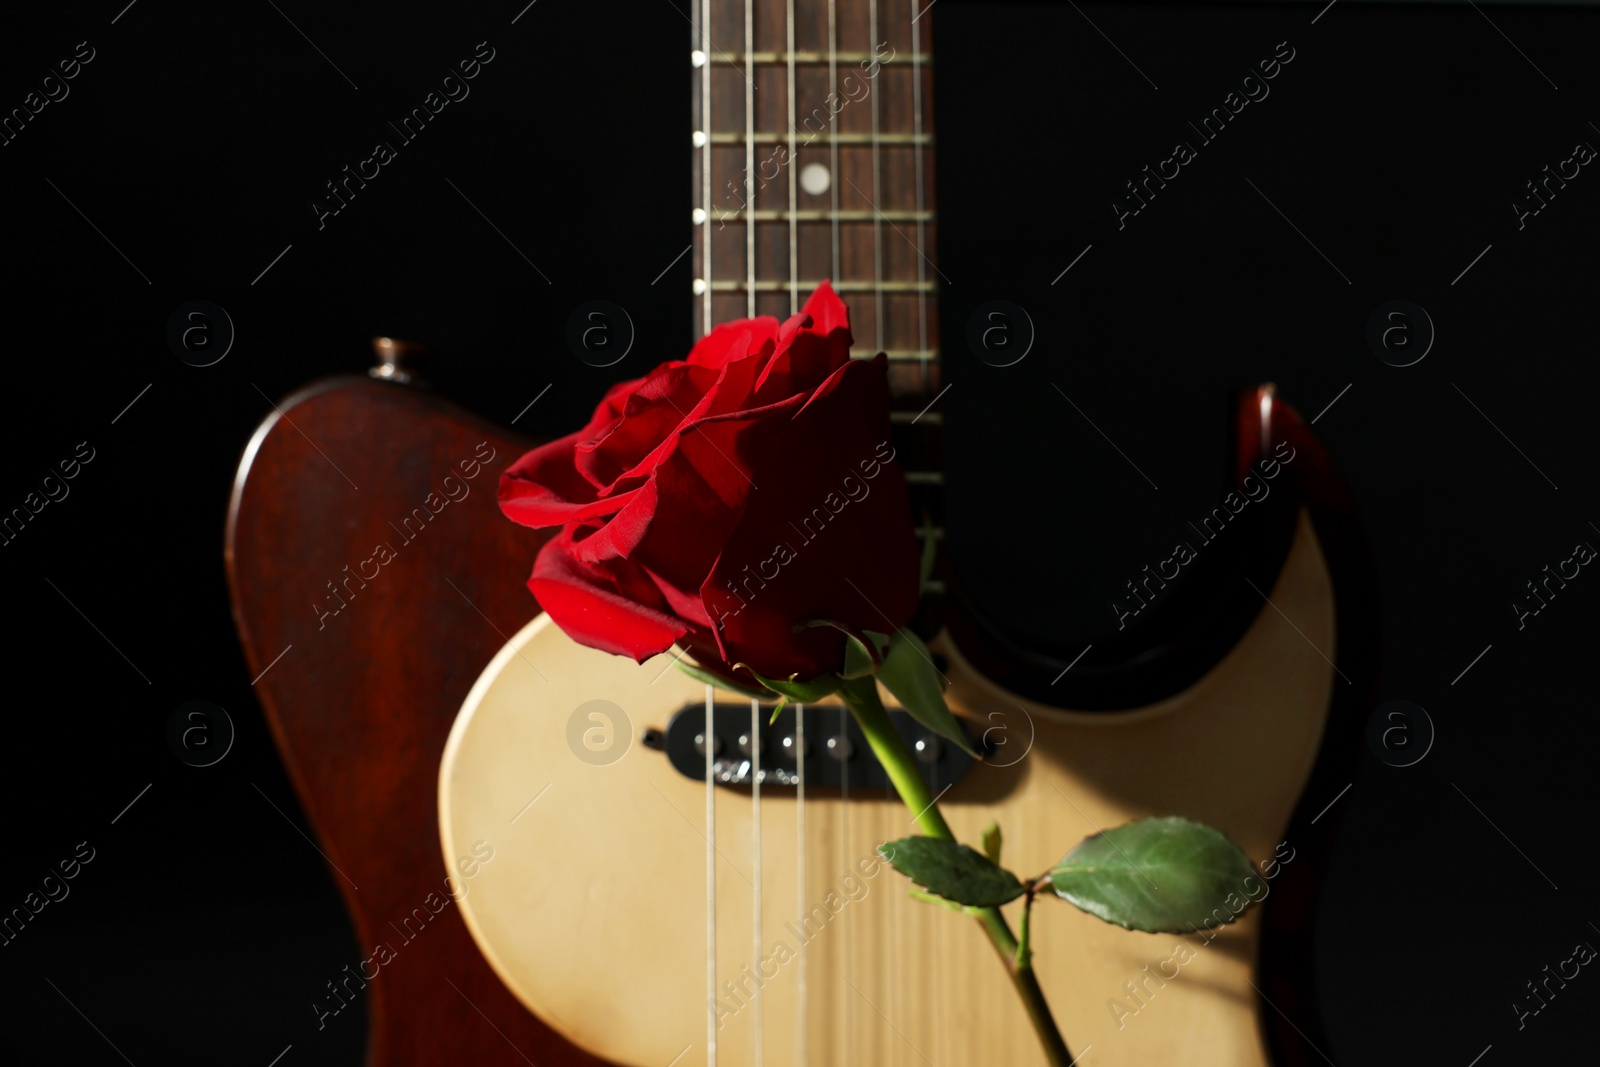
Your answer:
[660,701,976,791]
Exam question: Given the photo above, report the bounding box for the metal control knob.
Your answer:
[370,336,428,385]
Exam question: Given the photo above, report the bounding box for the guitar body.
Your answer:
[439,508,1334,1067]
[225,369,603,1066]
[227,1,1377,1062]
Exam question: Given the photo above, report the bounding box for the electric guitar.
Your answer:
[437,2,1377,1065]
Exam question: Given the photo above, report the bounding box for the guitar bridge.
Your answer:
[657,702,976,791]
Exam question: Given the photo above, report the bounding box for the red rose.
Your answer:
[498,283,920,680]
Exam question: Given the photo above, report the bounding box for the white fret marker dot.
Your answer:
[691,50,706,68]
[692,278,707,295]
[692,208,708,225]
[691,130,707,148]
[800,163,831,196]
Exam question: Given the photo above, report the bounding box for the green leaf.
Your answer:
[841,634,876,679]
[798,619,889,679]
[982,821,1003,866]
[906,887,967,913]
[744,668,841,704]
[841,629,892,680]
[1047,816,1260,934]
[879,836,1025,907]
[673,657,769,699]
[875,630,976,758]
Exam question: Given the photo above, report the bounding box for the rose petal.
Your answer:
[798,280,852,345]
[574,361,721,488]
[753,281,854,403]
[701,354,918,677]
[752,329,851,405]
[642,562,715,631]
[499,431,640,528]
[687,315,781,368]
[528,525,687,662]
[773,283,847,347]
[606,337,772,489]
[582,391,808,592]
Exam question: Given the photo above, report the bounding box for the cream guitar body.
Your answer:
[438,509,1337,1067]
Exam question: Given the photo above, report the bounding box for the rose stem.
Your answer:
[837,676,1074,1067]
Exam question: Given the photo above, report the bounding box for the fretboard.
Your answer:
[689,0,940,414]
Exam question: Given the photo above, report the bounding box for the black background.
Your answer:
[1,1,1596,1064]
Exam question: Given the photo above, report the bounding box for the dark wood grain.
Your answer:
[225,373,605,1067]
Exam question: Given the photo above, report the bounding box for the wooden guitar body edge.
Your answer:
[939,385,1380,1067]
[226,372,606,1067]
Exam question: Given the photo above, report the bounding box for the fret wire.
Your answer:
[709,131,932,144]
[787,0,799,315]
[714,209,933,221]
[710,50,931,65]
[709,280,934,292]
[744,0,755,319]
[869,348,938,360]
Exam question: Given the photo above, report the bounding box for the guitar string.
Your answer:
[742,2,761,1060]
[744,0,756,319]
[868,4,889,1063]
[825,3,846,1061]
[705,682,717,1067]
[851,3,874,1050]
[700,0,712,336]
[795,701,808,1067]
[868,0,884,355]
[885,780,898,1067]
[786,0,799,316]
[828,0,841,287]
[908,12,931,1060]
[839,702,852,1067]
[785,9,806,1058]
[702,4,715,1061]
[699,7,715,1062]
[909,0,929,394]
[928,758,934,1067]
[751,695,764,1067]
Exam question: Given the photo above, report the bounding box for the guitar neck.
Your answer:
[689,0,945,554]
[689,0,939,404]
